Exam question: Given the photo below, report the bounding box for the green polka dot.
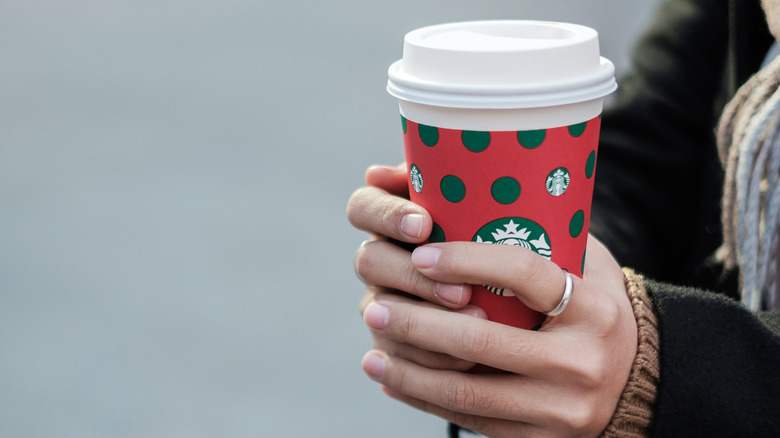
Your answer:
[461,131,490,152]
[429,222,445,243]
[569,210,585,238]
[581,249,587,274]
[418,124,439,147]
[517,129,546,149]
[585,151,596,179]
[491,177,521,204]
[401,115,407,134]
[441,175,466,203]
[568,122,587,137]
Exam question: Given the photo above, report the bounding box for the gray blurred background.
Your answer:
[0,1,661,436]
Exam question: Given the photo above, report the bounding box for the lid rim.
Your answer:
[386,79,617,109]
[388,58,615,91]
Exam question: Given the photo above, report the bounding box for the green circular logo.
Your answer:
[409,164,423,193]
[546,168,570,197]
[473,217,551,296]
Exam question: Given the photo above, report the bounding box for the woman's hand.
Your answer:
[349,164,480,309]
[360,237,637,438]
[349,164,484,371]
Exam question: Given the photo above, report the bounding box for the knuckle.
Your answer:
[547,398,600,433]
[569,352,609,390]
[389,359,410,390]
[591,295,622,333]
[404,265,430,296]
[346,187,372,226]
[521,251,548,283]
[376,195,405,235]
[390,305,421,340]
[347,187,411,239]
[440,376,479,412]
[566,402,598,431]
[509,252,551,308]
[459,326,499,358]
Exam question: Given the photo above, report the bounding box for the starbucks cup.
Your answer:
[387,20,616,330]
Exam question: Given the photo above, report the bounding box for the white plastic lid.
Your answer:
[387,20,616,109]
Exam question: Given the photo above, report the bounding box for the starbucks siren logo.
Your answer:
[473,217,551,296]
[546,167,570,197]
[410,164,423,193]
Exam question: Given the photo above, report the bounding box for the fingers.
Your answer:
[347,186,432,244]
[362,351,600,432]
[366,353,608,437]
[364,164,409,196]
[362,351,523,421]
[355,240,473,308]
[363,297,617,388]
[363,299,559,376]
[362,291,484,372]
[410,242,577,315]
[372,333,477,372]
[359,235,637,437]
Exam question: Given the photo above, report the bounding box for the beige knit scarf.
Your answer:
[717,9,780,310]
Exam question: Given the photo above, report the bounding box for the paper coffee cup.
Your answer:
[387,20,616,330]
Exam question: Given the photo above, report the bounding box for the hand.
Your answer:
[348,164,476,309]
[349,164,484,371]
[360,236,637,438]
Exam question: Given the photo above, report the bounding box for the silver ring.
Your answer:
[546,272,573,316]
[354,240,370,284]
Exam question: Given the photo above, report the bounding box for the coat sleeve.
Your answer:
[645,280,780,436]
[590,0,733,286]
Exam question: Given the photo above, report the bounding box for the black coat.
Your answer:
[590,0,780,435]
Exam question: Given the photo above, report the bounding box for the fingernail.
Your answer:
[411,246,441,268]
[435,283,464,306]
[363,302,389,330]
[453,306,485,319]
[362,351,386,381]
[400,214,424,239]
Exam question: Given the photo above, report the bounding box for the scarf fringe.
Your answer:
[717,55,780,311]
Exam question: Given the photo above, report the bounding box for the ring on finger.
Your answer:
[354,240,370,284]
[545,271,573,316]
